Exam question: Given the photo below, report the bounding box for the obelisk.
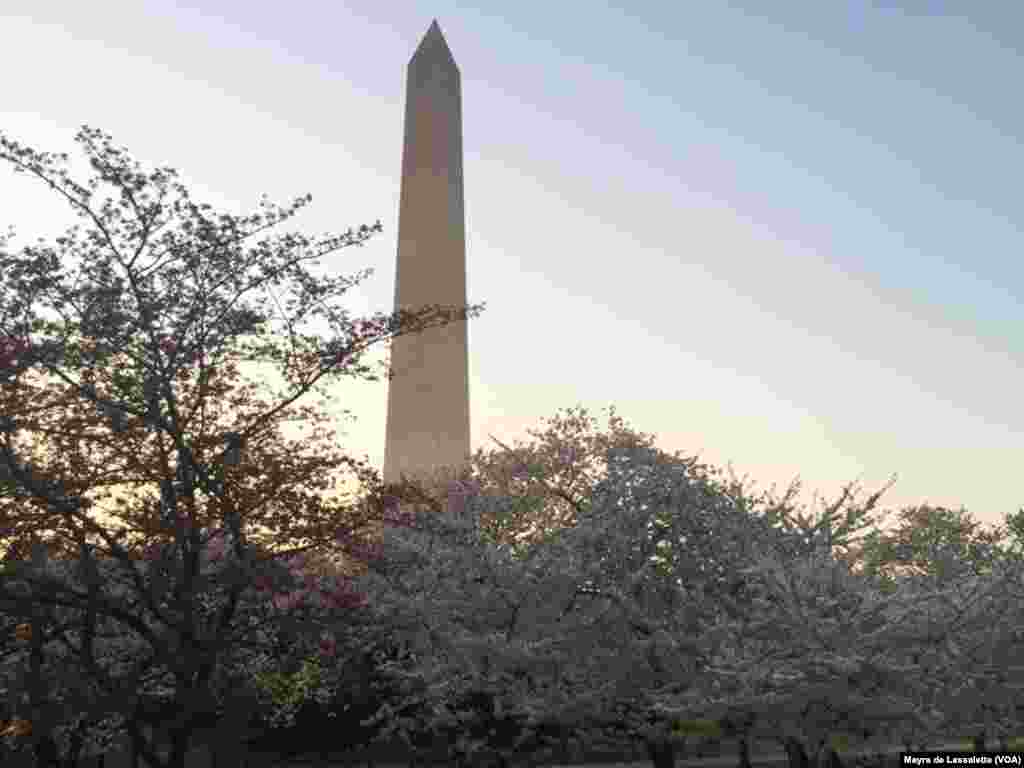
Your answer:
[383,19,471,494]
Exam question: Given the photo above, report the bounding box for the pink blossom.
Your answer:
[511,462,531,480]
[285,553,308,572]
[10,518,381,744]
[206,535,227,561]
[319,635,337,657]
[0,336,30,369]
[272,590,306,612]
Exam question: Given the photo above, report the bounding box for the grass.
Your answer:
[945,735,1024,751]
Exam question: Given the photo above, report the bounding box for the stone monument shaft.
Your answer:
[383,19,471,488]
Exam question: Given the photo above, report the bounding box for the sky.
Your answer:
[1,1,1021,548]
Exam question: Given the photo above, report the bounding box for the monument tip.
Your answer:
[412,18,456,68]
[425,19,445,43]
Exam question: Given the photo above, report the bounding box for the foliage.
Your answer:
[3,122,1019,768]
[0,124,484,767]
[376,404,901,639]
[351,406,1024,768]
[350,417,921,765]
[837,503,1024,593]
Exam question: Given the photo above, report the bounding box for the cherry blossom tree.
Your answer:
[0,523,405,766]
[344,410,1024,768]
[0,124,484,767]
[377,404,888,591]
[344,421,948,767]
[836,502,1023,591]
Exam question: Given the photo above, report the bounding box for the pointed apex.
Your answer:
[411,19,457,71]
[421,18,446,47]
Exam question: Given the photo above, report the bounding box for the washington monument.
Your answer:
[383,19,471,490]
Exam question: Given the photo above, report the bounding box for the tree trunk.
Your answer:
[973,729,987,752]
[33,732,59,767]
[736,736,752,768]
[785,736,810,768]
[816,745,844,768]
[646,738,675,768]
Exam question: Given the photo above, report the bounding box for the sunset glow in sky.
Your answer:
[2,2,1021,543]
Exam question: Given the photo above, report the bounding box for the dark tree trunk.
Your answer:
[64,717,88,768]
[33,732,59,767]
[646,738,676,768]
[973,729,987,752]
[817,745,844,768]
[737,735,752,768]
[785,736,810,768]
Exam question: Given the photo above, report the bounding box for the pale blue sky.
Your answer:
[1,2,1021,541]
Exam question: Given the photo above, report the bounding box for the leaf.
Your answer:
[670,717,723,737]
